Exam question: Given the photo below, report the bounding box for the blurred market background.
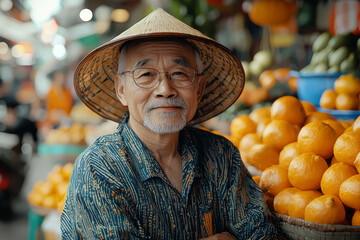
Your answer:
[0,0,359,239]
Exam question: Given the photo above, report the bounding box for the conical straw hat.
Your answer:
[74,8,245,125]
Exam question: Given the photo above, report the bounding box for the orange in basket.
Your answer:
[304,194,345,224]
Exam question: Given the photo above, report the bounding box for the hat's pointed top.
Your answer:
[113,8,210,41]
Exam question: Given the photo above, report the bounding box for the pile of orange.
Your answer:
[259,68,298,93]
[230,95,360,225]
[27,162,73,214]
[320,74,360,110]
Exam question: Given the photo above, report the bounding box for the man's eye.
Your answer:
[137,71,154,78]
[172,71,186,76]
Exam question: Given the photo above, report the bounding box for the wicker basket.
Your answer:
[275,213,360,240]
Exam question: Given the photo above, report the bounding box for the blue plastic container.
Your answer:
[291,71,343,107]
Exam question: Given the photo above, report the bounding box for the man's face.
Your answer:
[115,40,205,134]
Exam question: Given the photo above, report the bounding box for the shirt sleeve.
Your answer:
[60,149,148,239]
[223,143,281,239]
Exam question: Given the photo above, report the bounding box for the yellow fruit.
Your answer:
[288,190,323,220]
[288,152,328,190]
[273,187,300,215]
[249,107,271,124]
[230,115,257,147]
[246,143,280,171]
[339,174,360,209]
[352,210,360,226]
[334,74,360,95]
[297,121,337,159]
[322,119,345,137]
[239,133,262,153]
[262,119,298,151]
[259,165,292,198]
[355,152,360,173]
[279,142,301,169]
[320,162,357,197]
[259,70,277,89]
[320,89,337,109]
[353,115,360,132]
[301,101,317,115]
[271,96,306,127]
[304,111,335,125]
[333,131,360,166]
[304,194,345,224]
[335,93,359,110]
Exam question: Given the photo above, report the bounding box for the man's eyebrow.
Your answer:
[135,58,152,68]
[173,58,190,67]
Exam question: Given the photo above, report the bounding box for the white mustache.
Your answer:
[145,98,186,112]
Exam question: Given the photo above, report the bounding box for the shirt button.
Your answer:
[172,224,176,229]
[187,212,190,217]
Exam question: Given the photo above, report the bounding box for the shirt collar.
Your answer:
[118,113,201,183]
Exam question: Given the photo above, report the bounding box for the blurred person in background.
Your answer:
[61,9,280,239]
[45,69,74,127]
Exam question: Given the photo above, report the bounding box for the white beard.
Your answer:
[143,98,187,134]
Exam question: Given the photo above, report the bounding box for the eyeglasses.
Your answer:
[120,67,197,89]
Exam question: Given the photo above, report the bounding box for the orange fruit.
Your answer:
[320,162,358,197]
[264,194,275,212]
[259,70,276,89]
[252,175,261,185]
[297,121,338,159]
[246,143,280,171]
[256,118,271,135]
[333,131,360,166]
[288,77,298,92]
[239,132,262,153]
[273,68,291,82]
[279,142,301,169]
[262,119,298,151]
[335,93,359,110]
[304,111,335,125]
[288,152,328,190]
[271,96,306,127]
[259,165,292,198]
[322,119,345,137]
[304,194,345,224]
[339,120,354,129]
[353,210,360,226]
[230,115,257,147]
[339,174,360,209]
[334,74,360,95]
[288,190,323,220]
[353,115,360,132]
[355,152,360,173]
[301,101,317,116]
[319,89,337,109]
[273,187,300,215]
[330,155,340,165]
[249,106,271,124]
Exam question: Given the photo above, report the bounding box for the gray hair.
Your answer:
[116,40,204,83]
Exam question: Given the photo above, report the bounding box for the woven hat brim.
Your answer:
[74,9,245,125]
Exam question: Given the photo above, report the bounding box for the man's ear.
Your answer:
[196,75,206,103]
[114,75,128,106]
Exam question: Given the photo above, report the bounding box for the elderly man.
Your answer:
[61,9,280,239]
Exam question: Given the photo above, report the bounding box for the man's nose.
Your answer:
[154,73,177,98]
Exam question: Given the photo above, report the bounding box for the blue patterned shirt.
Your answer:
[60,116,279,239]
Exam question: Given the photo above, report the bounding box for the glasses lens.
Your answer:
[133,68,158,88]
[169,68,195,88]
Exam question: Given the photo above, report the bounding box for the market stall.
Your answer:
[0,0,359,239]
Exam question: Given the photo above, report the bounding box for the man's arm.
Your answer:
[60,151,146,239]
[223,144,281,239]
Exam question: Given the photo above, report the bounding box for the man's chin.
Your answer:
[144,119,186,134]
